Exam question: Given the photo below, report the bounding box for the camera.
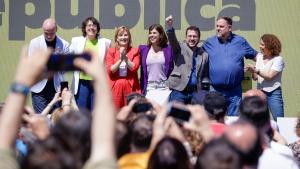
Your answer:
[47,52,91,71]
[132,98,153,113]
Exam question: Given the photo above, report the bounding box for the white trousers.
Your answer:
[145,81,171,105]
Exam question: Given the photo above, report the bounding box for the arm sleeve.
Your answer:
[271,56,284,72]
[166,28,181,55]
[127,48,141,73]
[243,38,258,60]
[0,148,20,169]
[104,48,116,77]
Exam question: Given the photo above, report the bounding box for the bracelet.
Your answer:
[10,82,30,96]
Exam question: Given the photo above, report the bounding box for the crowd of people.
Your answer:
[0,14,296,169]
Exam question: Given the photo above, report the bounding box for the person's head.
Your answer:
[216,17,232,40]
[203,91,227,122]
[260,34,282,57]
[183,129,205,157]
[148,137,192,169]
[126,92,144,105]
[42,18,57,42]
[128,114,153,152]
[244,89,267,103]
[22,136,77,169]
[51,110,91,164]
[81,17,100,39]
[114,26,132,49]
[223,120,263,167]
[147,24,168,47]
[185,26,200,49]
[239,96,270,129]
[195,138,242,169]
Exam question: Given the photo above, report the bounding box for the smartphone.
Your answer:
[47,52,91,71]
[132,102,153,113]
[167,104,191,122]
[60,81,68,92]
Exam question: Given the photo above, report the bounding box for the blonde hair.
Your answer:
[114,26,132,49]
[51,107,65,124]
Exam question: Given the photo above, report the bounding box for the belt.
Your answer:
[183,85,197,93]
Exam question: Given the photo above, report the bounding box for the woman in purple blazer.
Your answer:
[139,24,173,105]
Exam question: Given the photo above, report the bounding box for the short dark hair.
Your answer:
[81,17,100,38]
[217,16,233,26]
[148,137,192,169]
[185,26,200,38]
[51,110,91,165]
[239,96,270,128]
[195,138,242,169]
[147,24,168,47]
[22,136,77,169]
[129,114,153,151]
[126,92,144,105]
[203,91,227,121]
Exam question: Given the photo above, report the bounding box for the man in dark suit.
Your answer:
[165,15,209,104]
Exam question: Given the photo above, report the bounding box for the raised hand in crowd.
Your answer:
[0,46,51,149]
[74,50,117,168]
[183,105,214,143]
[165,15,173,29]
[22,113,50,140]
[41,91,61,116]
[61,88,79,112]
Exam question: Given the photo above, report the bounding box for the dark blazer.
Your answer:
[139,44,174,94]
[166,29,209,91]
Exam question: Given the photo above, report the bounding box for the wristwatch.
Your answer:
[10,82,30,96]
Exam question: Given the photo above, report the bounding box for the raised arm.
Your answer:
[0,46,51,149]
[165,15,181,55]
[74,51,117,168]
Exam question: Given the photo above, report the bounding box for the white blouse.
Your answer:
[256,53,285,92]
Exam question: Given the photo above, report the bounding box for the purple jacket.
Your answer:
[139,44,174,94]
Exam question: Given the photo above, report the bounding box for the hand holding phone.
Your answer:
[47,52,91,71]
[60,81,68,92]
[167,103,191,123]
[132,99,153,113]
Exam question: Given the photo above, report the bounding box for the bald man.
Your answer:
[224,120,263,167]
[28,18,69,113]
[244,89,267,103]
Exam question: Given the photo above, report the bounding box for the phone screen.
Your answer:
[60,81,68,92]
[47,53,91,71]
[168,105,191,122]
